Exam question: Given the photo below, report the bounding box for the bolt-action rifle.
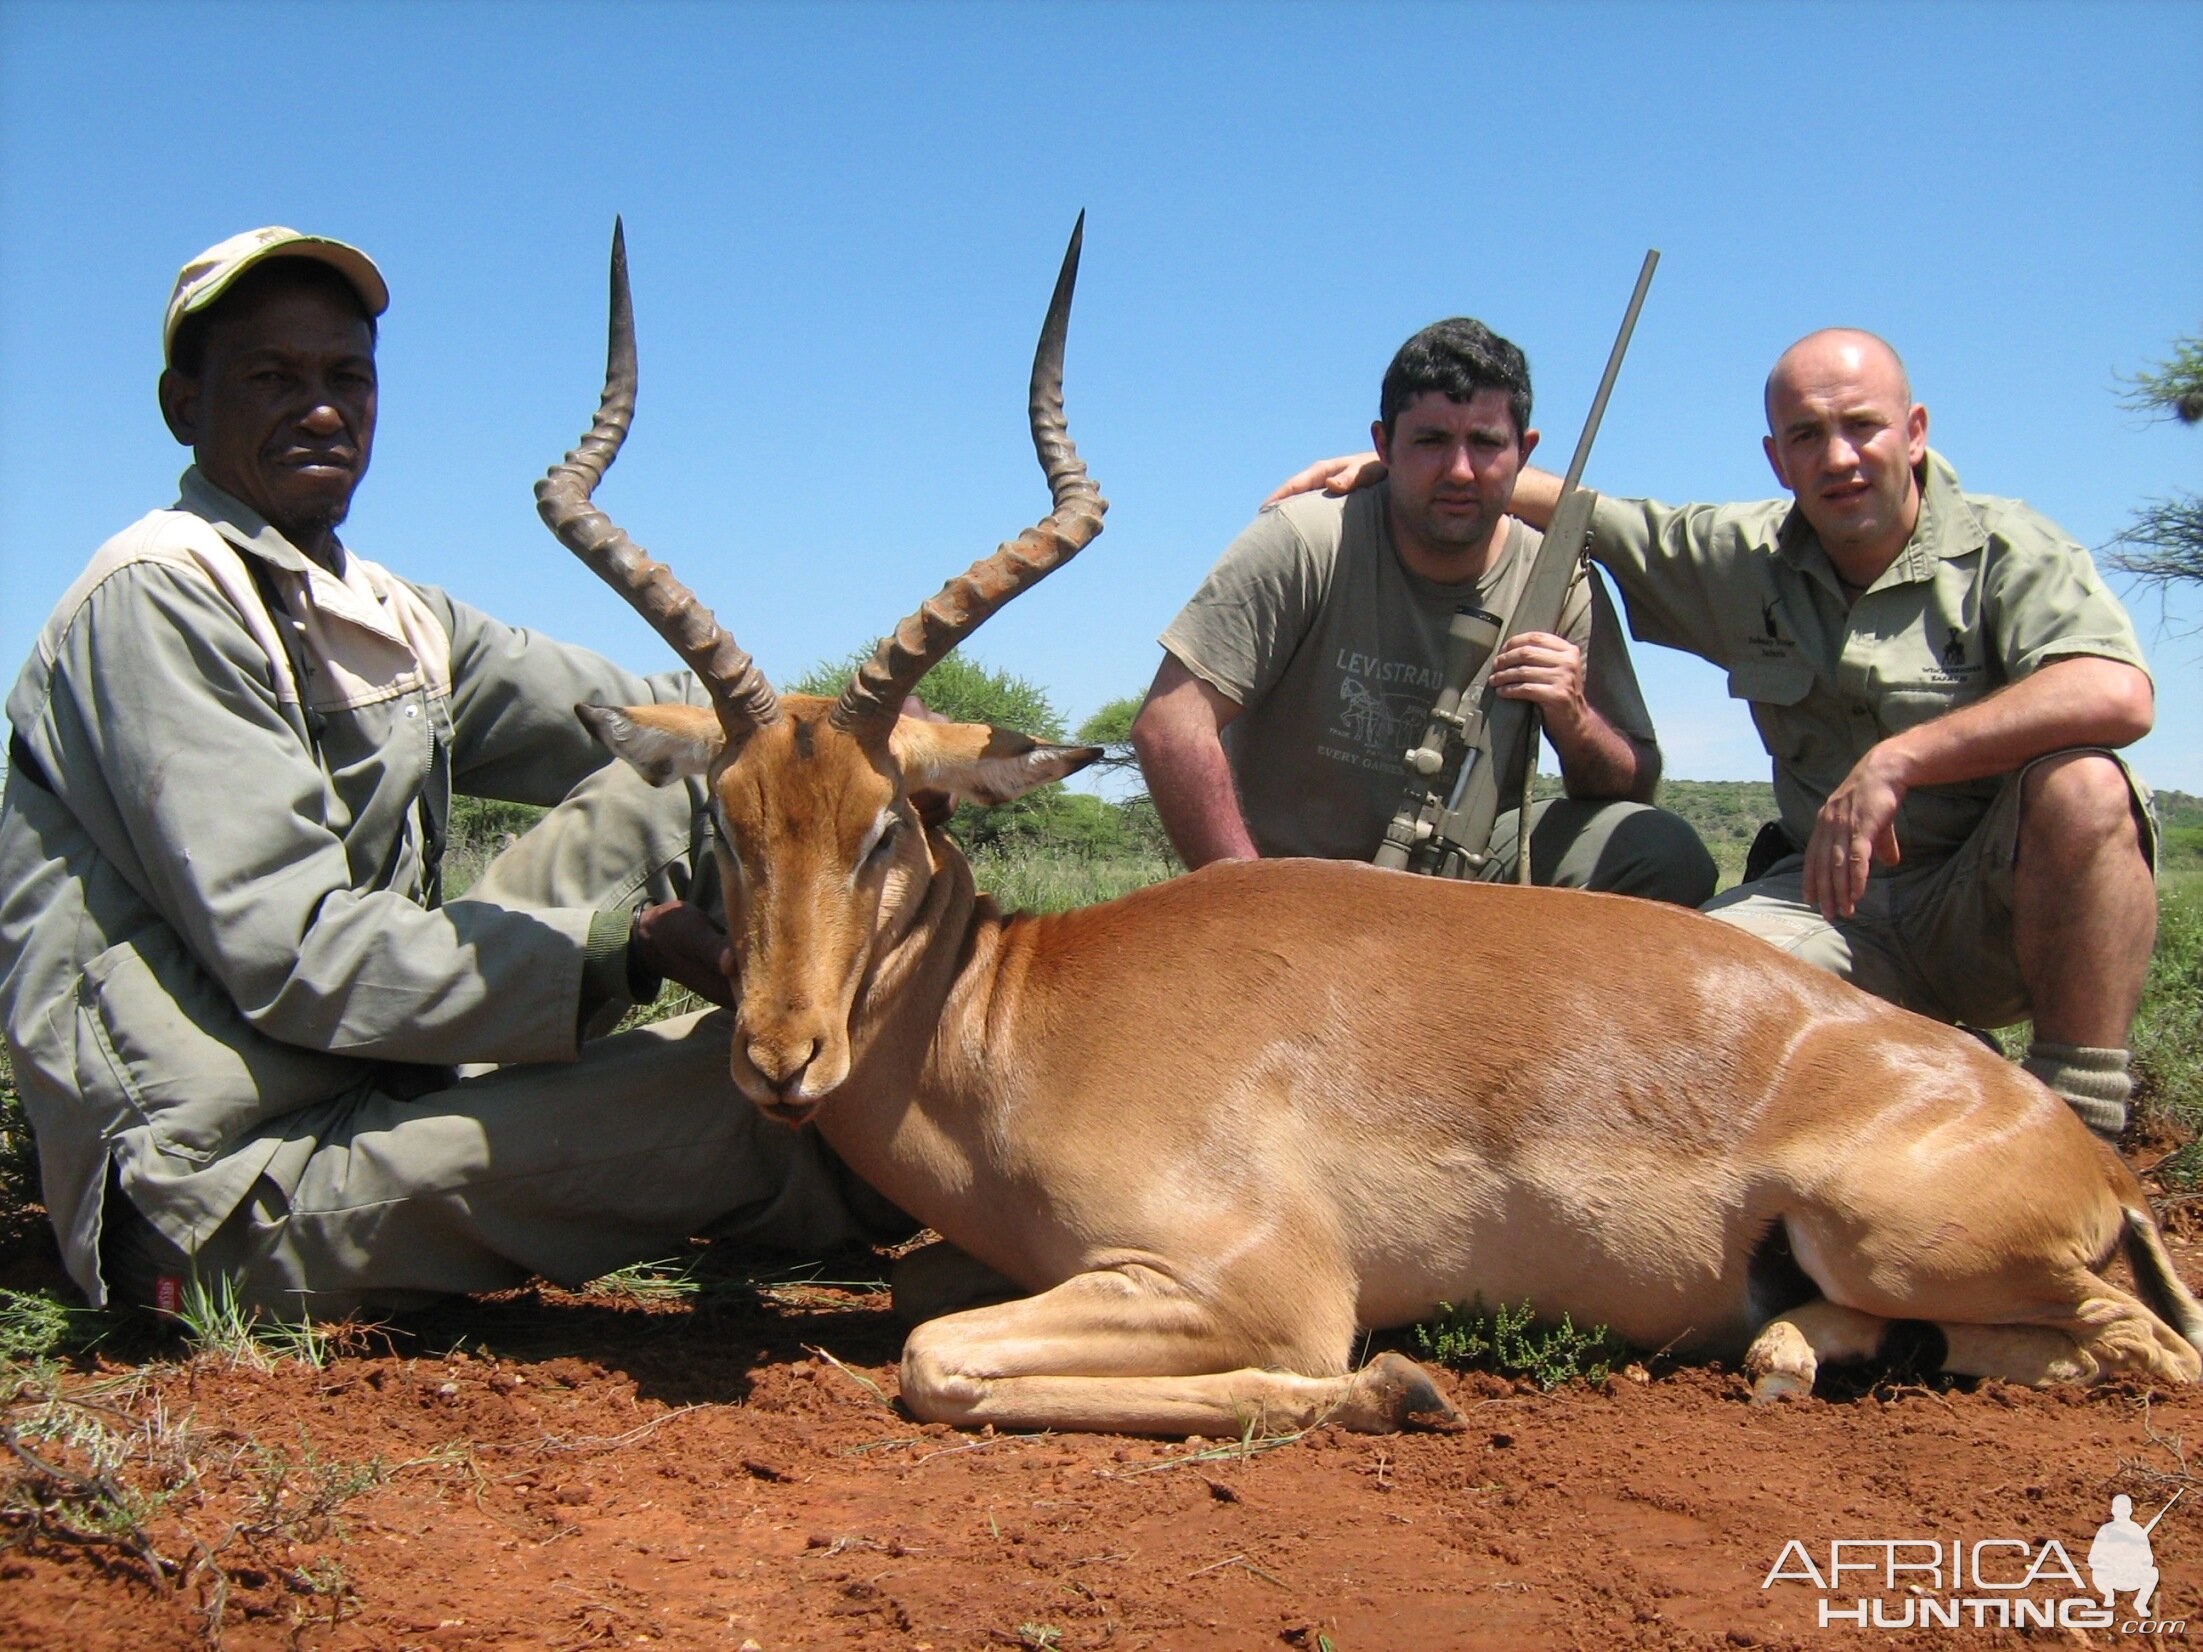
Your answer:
[1373,250,1660,879]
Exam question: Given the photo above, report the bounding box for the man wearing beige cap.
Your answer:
[0,229,906,1320]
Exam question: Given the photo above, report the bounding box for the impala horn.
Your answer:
[536,218,781,737]
[831,213,1107,736]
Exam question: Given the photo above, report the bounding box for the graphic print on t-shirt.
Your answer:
[1317,646,1444,775]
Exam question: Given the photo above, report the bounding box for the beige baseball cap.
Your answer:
[162,227,389,365]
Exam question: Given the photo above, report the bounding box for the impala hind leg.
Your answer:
[1744,1299,1893,1402]
[1744,1275,2196,1402]
[897,1266,1464,1437]
[2021,1275,2203,1386]
[1930,1279,2200,1386]
[1746,1299,2094,1402]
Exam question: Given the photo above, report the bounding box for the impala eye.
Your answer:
[864,814,902,865]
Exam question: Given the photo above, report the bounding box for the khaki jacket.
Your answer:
[0,470,694,1301]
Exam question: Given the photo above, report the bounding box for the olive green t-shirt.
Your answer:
[1586,450,2152,862]
[1160,482,1659,862]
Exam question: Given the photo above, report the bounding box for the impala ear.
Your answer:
[575,702,725,786]
[890,718,1101,808]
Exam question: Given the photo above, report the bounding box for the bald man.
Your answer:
[1270,330,2159,1143]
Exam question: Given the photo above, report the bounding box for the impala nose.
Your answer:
[745,1036,821,1096]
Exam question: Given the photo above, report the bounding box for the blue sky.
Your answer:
[3,0,2198,791]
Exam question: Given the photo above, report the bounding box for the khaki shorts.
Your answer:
[1702,751,2155,1029]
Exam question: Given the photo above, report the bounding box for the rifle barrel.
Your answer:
[1557,248,1660,496]
[2141,1486,2186,1535]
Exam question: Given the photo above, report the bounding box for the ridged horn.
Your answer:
[831,213,1107,735]
[536,218,780,735]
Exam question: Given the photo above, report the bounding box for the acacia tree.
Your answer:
[788,649,1156,855]
[2109,334,2203,609]
[1072,694,1142,778]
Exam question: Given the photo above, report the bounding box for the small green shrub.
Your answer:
[1414,1299,1624,1390]
[0,1288,107,1365]
[444,795,547,899]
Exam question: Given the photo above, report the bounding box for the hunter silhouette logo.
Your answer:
[1760,598,1785,642]
[2092,1491,2181,1621]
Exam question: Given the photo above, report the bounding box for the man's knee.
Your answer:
[1564,803,1717,906]
[1704,888,1857,979]
[2017,751,2150,868]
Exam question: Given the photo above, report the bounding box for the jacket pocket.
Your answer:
[75,926,364,1164]
[1726,659,1817,767]
[1724,659,1814,707]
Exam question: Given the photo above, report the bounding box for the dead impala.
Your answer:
[534,219,2202,1435]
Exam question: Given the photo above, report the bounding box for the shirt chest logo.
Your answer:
[1752,598,1801,662]
[1914,627,1985,685]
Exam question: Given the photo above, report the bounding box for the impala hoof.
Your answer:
[1750,1370,1813,1405]
[1341,1351,1467,1434]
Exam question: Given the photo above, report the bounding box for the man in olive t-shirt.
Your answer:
[1132,317,1714,905]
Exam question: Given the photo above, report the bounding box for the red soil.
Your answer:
[5,1211,2202,1650]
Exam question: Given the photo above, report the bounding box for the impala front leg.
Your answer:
[896,1264,1464,1437]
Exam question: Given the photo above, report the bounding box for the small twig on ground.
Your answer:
[2119,1392,2201,1491]
[524,1403,708,1456]
[842,1435,924,1456]
[912,1432,1047,1464]
[1099,1427,1310,1478]
[1877,1381,1956,1412]
[1187,1552,1289,1588]
[0,1414,174,1590]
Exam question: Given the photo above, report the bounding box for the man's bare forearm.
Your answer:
[1548,710,1661,803]
[1509,467,1564,531]
[1134,724,1259,867]
[1130,660,1261,869]
[1870,655,2152,792]
[1262,454,1567,535]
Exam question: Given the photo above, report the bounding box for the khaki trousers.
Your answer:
[105,759,904,1319]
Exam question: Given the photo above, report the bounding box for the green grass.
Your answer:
[578,1255,707,1304]
[2137,870,2203,1182]
[171,1276,350,1371]
[965,842,1177,913]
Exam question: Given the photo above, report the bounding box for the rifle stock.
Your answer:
[1374,250,1659,879]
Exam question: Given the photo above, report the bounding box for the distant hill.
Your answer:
[1655,779,1780,855]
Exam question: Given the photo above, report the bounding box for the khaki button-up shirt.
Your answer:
[1586,451,2149,862]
